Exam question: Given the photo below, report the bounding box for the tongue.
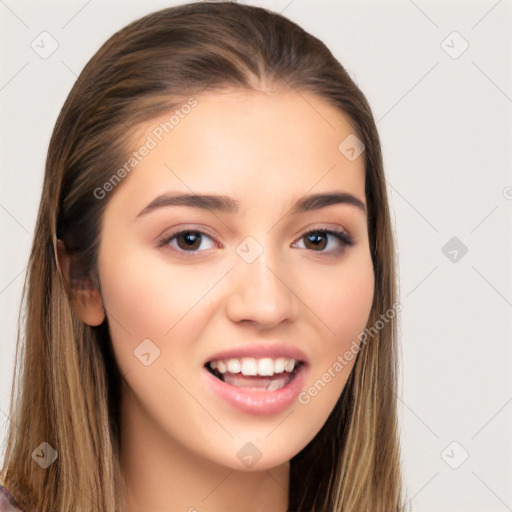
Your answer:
[222,372,292,390]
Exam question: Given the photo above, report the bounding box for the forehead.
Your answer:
[109,89,366,215]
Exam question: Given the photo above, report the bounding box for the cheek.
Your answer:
[329,260,375,344]
[295,249,375,353]
[99,265,169,340]
[98,248,214,341]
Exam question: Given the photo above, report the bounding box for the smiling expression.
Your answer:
[91,88,375,471]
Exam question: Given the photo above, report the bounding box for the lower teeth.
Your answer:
[266,378,287,391]
[220,371,293,391]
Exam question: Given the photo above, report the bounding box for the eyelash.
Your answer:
[156,227,354,257]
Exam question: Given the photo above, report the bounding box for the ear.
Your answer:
[55,238,106,326]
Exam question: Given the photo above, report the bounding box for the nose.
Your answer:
[224,245,300,330]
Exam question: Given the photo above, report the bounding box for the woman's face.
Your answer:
[93,89,374,471]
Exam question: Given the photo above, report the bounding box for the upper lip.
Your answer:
[204,343,309,366]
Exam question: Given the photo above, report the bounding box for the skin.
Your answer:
[61,88,374,511]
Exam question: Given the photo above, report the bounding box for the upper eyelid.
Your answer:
[160,225,350,239]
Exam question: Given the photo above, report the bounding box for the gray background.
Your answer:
[1,1,511,510]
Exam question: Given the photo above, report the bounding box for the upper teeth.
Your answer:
[209,357,297,376]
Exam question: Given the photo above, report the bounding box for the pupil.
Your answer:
[307,233,326,250]
[179,232,200,250]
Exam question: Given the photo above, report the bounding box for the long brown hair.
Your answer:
[0,2,405,510]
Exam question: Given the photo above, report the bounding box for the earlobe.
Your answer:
[72,284,106,326]
[55,238,106,326]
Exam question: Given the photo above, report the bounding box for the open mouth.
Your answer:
[205,357,304,391]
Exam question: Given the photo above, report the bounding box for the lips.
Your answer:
[201,362,308,415]
[201,342,309,415]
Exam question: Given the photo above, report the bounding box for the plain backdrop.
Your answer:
[1,1,511,510]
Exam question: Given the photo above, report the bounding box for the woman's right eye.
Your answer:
[157,230,216,255]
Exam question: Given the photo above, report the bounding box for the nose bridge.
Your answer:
[243,241,282,292]
[225,235,299,327]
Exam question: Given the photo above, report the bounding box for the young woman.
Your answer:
[0,2,405,511]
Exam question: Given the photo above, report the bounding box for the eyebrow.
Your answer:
[135,191,367,219]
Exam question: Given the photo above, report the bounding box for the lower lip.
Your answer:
[201,364,308,416]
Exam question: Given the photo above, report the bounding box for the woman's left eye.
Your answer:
[292,228,353,253]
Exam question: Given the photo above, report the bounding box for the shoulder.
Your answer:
[0,483,26,512]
